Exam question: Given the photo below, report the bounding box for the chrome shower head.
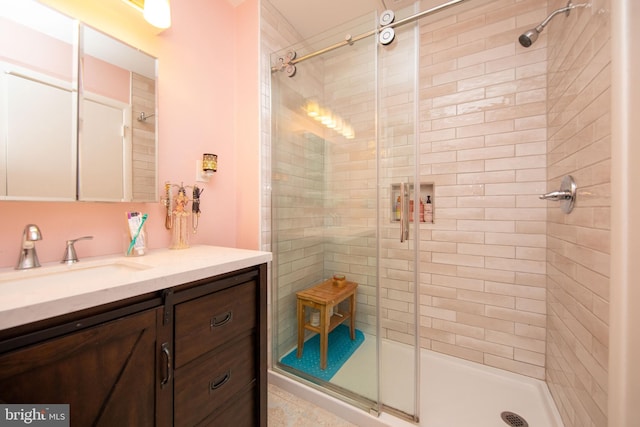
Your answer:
[518,26,542,48]
[518,1,590,48]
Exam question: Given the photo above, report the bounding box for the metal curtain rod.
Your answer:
[272,0,471,72]
[287,30,376,68]
[382,0,471,32]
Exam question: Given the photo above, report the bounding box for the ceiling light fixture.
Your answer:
[143,0,171,29]
[123,0,171,29]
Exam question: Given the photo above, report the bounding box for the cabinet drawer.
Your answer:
[174,280,256,368]
[196,385,256,427]
[173,333,256,426]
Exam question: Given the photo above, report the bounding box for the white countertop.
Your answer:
[0,245,271,331]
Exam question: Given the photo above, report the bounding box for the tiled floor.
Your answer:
[268,383,357,427]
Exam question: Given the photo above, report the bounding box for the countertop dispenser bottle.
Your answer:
[425,195,433,223]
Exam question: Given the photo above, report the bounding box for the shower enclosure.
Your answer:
[267,0,613,425]
[270,5,425,420]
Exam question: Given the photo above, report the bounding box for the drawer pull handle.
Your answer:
[160,342,172,388]
[210,311,232,328]
[210,371,231,391]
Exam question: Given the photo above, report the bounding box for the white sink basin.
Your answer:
[0,260,151,287]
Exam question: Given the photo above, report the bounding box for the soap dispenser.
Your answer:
[425,195,433,223]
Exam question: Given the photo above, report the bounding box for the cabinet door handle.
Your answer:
[210,311,232,328]
[209,370,231,391]
[160,342,172,388]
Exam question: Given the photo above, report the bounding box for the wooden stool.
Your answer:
[296,278,358,370]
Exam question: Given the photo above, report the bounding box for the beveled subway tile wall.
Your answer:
[319,30,380,339]
[262,0,553,378]
[415,0,549,380]
[545,0,611,426]
[131,73,156,201]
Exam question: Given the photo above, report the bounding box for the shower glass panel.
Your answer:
[377,4,420,420]
[270,12,380,411]
[271,7,419,420]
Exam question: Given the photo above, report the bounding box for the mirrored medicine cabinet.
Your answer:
[0,1,158,202]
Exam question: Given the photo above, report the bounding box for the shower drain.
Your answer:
[500,411,529,427]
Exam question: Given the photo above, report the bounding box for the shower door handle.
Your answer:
[400,182,410,242]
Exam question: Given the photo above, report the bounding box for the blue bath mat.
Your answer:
[280,324,364,381]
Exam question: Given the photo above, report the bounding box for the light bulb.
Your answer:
[306,100,319,117]
[144,0,171,29]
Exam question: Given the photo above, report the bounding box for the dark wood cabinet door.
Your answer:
[0,308,161,427]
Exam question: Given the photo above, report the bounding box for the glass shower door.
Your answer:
[270,7,420,421]
[270,12,381,412]
[376,4,420,421]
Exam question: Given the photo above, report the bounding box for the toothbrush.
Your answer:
[127,213,148,255]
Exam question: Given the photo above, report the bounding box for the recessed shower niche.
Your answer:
[390,183,434,223]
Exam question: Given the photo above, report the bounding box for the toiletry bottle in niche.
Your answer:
[419,197,425,222]
[395,196,401,221]
[425,195,433,223]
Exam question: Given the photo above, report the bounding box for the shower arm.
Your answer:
[537,2,590,32]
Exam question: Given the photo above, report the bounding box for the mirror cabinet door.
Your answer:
[80,25,157,202]
[0,1,78,200]
[0,0,158,202]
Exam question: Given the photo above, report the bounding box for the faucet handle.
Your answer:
[61,236,93,264]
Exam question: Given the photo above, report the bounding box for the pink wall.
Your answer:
[154,0,238,250]
[0,0,260,268]
[234,0,260,249]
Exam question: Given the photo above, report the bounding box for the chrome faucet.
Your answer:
[16,224,42,270]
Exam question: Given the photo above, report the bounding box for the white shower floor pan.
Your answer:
[270,338,564,427]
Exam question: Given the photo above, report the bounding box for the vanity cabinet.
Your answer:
[0,307,165,426]
[0,263,267,427]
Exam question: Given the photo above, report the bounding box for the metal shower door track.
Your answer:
[271,0,471,73]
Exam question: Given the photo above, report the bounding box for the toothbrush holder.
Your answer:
[124,225,148,256]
